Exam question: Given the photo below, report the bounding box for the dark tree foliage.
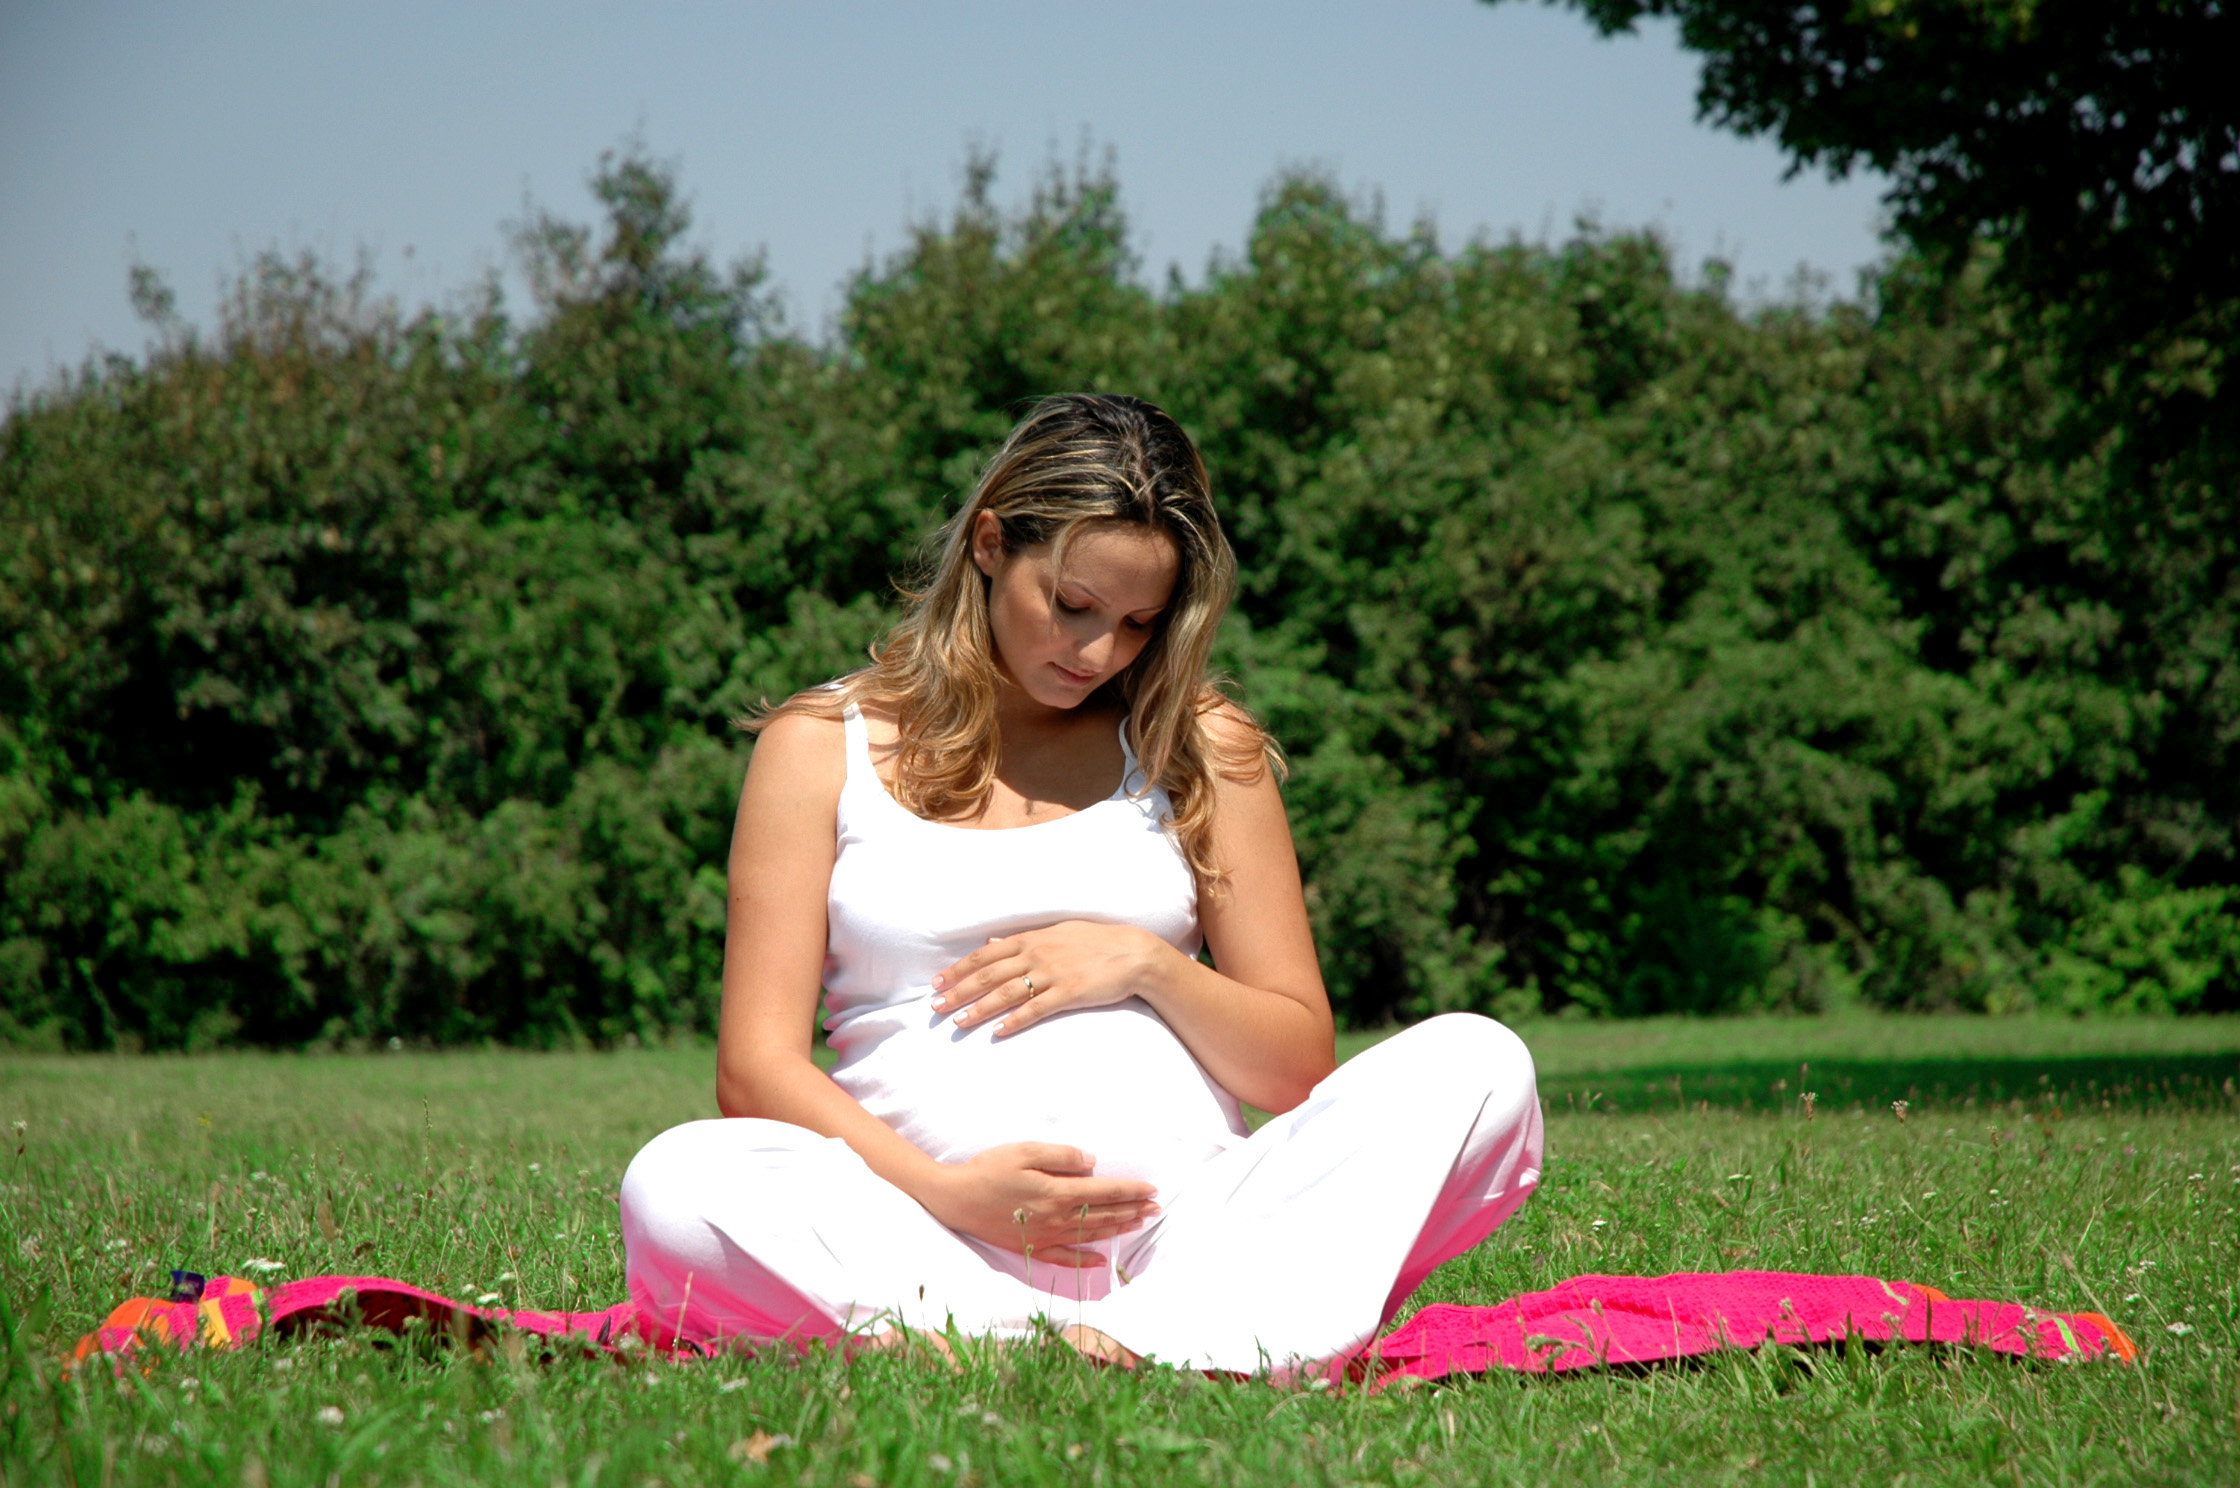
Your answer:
[1484,0,2240,1014]
[2,149,2234,1050]
[1498,0,2238,462]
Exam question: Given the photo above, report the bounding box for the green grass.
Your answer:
[4,1014,2237,1487]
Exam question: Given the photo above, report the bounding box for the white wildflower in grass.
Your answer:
[475,1292,503,1306]
[928,1453,955,1474]
[2166,1322,2193,1336]
[243,1258,286,1275]
[2125,1293,2144,1303]
[315,1407,345,1428]
[479,1409,505,1424]
[1591,1219,1608,1229]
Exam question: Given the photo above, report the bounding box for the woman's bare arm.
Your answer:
[1126,706,1336,1110]
[712,711,876,1131]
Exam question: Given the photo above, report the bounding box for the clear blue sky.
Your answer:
[0,0,1888,396]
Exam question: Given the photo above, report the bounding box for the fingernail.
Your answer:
[930,974,946,990]
[931,997,948,1012]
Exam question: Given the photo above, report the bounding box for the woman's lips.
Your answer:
[1053,663,1097,687]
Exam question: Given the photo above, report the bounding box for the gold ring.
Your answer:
[1022,975,1036,997]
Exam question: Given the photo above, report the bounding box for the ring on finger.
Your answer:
[1021,974,1037,998]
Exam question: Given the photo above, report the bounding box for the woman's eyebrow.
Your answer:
[1060,578,1163,619]
[1061,578,1110,607]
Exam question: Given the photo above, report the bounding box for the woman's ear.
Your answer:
[969,510,1005,578]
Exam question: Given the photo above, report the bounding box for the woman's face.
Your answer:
[973,512,1180,711]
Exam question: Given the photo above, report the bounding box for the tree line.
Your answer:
[2,140,2234,1048]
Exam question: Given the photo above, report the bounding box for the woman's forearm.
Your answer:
[717,1050,959,1210]
[1136,936,1335,1112]
[716,1046,1159,1253]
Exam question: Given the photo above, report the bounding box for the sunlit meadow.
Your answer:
[4,1015,2235,1487]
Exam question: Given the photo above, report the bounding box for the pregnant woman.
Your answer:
[620,394,1544,1374]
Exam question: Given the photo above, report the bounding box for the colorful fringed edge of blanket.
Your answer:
[72,1272,658,1366]
[73,1268,2135,1382]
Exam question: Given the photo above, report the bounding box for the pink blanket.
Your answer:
[1375,1270,2135,1382]
[76,1268,2133,1380]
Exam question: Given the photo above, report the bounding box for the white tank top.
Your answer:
[822,705,1249,1197]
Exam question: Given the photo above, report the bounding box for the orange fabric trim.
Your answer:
[2074,1312,2137,1363]
[100,1297,171,1341]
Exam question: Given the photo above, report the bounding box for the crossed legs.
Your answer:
[620,1013,1543,1373]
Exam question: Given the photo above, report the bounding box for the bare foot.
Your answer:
[858,1327,960,1370]
[1059,1324,1140,1368]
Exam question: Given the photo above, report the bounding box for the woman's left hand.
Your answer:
[931,922,1170,1036]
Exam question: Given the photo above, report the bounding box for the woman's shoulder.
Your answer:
[1193,691,1280,786]
[747,692,850,790]
[1196,694,1258,745]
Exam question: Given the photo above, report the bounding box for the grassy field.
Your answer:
[3,1014,2236,1487]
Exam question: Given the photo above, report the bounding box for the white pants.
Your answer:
[619,1013,1544,1374]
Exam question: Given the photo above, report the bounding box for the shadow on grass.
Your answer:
[1536,1053,2240,1115]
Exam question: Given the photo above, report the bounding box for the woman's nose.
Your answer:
[1074,627,1117,669]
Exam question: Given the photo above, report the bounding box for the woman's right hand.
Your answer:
[923,1144,1159,1268]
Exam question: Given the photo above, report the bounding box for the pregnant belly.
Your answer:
[829,997,1245,1195]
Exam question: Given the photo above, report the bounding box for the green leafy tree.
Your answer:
[4,145,2234,1046]
[1496,0,2240,994]
[1496,0,2237,460]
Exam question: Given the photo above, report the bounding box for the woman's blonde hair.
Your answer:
[750,393,1276,888]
